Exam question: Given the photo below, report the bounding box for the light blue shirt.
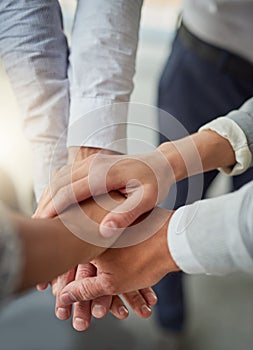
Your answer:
[0,0,142,200]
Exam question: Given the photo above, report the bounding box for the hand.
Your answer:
[54,263,158,331]
[58,210,179,305]
[35,147,158,329]
[36,146,117,290]
[34,146,175,237]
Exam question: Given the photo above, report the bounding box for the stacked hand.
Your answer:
[34,146,175,237]
[34,147,176,331]
[34,198,158,331]
[59,212,178,306]
[46,263,158,331]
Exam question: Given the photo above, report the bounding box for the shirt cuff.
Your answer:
[199,117,252,176]
[167,189,253,276]
[167,207,205,274]
[67,98,128,154]
[31,142,68,202]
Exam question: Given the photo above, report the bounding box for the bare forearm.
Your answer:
[12,215,92,292]
[159,130,236,181]
[12,192,124,292]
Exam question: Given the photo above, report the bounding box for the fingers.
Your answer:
[60,275,109,305]
[51,278,58,296]
[109,295,129,320]
[33,185,54,218]
[119,288,157,319]
[34,153,127,219]
[72,263,96,331]
[36,282,48,291]
[34,183,74,219]
[50,177,91,217]
[100,187,153,237]
[122,290,153,319]
[91,295,112,319]
[55,268,77,320]
[139,287,158,307]
[73,299,92,332]
[33,156,94,219]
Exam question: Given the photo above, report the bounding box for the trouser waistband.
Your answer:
[178,23,253,79]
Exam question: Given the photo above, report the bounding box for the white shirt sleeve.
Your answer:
[199,117,252,176]
[0,1,69,201]
[167,181,253,275]
[198,97,253,176]
[67,0,143,154]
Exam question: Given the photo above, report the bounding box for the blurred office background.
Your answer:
[0,1,252,349]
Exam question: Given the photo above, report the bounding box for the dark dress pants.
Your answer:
[154,33,253,332]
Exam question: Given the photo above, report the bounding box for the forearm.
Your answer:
[159,97,253,181]
[12,215,93,292]
[159,130,236,182]
[13,191,124,292]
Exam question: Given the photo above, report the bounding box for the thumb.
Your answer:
[59,275,108,305]
[100,189,152,238]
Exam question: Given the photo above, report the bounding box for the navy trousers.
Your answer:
[154,33,253,332]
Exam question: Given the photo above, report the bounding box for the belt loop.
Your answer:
[178,22,253,79]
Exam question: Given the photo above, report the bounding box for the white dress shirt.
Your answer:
[168,180,253,275]
[169,97,253,275]
[1,0,253,201]
[0,0,142,200]
[67,0,143,154]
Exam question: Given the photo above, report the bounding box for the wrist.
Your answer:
[191,130,236,171]
[158,130,236,182]
[161,211,180,274]
[157,141,188,182]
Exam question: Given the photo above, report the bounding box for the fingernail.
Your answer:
[60,292,76,304]
[146,292,158,305]
[74,318,88,332]
[119,306,128,317]
[57,307,69,320]
[92,305,106,318]
[100,221,119,238]
[141,305,152,315]
[52,284,58,296]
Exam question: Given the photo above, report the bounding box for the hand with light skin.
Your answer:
[35,147,157,330]
[55,209,180,306]
[34,131,236,238]
[34,133,235,329]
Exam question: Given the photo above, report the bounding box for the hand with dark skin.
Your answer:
[11,189,157,331]
[32,133,235,329]
[33,147,157,330]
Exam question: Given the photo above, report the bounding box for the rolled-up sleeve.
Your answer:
[168,181,253,275]
[67,0,143,153]
[199,97,253,176]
